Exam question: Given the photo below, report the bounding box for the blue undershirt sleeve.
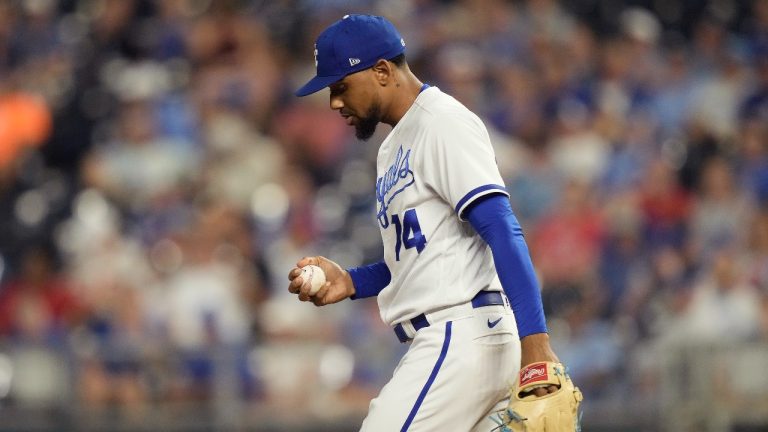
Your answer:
[348,261,392,299]
[465,194,548,338]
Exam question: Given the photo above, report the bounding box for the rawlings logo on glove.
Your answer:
[519,363,547,386]
[491,362,583,432]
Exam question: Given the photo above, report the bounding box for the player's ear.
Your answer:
[371,59,394,87]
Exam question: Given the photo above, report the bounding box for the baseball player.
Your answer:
[287,14,581,431]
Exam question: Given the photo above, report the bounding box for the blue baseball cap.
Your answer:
[295,14,406,97]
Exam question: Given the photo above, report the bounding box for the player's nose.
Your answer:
[330,95,343,111]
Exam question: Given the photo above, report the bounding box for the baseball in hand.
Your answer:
[300,265,326,295]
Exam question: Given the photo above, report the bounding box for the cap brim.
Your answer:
[295,74,345,97]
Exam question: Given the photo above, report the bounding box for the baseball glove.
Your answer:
[491,362,583,432]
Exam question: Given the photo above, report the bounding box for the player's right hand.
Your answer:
[287,256,355,306]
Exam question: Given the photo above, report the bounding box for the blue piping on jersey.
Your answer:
[454,184,508,216]
[419,83,430,93]
[401,321,453,431]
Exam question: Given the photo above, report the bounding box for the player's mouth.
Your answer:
[341,114,356,125]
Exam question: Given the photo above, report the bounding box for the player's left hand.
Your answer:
[520,333,560,396]
[492,362,583,432]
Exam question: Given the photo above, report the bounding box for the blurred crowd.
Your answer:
[1,0,768,427]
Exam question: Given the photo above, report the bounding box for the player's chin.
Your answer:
[354,122,377,140]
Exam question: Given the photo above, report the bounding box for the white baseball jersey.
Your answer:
[362,86,521,432]
[375,86,509,326]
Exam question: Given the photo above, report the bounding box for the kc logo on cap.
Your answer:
[295,14,406,97]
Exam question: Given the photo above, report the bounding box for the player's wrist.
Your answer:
[343,270,356,298]
[520,333,559,366]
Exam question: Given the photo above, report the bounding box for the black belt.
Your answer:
[393,290,505,343]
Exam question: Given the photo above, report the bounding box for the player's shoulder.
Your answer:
[415,87,473,117]
[413,87,483,130]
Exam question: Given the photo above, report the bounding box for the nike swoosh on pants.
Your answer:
[487,317,502,328]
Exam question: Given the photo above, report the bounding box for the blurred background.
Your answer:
[0,0,767,431]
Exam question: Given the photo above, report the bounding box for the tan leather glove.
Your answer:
[492,362,583,432]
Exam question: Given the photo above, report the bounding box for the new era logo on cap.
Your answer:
[295,14,406,97]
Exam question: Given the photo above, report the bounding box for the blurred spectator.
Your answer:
[547,100,609,184]
[164,207,254,353]
[666,247,762,343]
[506,139,562,225]
[550,294,622,397]
[271,99,354,185]
[635,246,693,338]
[0,247,81,342]
[690,14,732,78]
[530,179,604,287]
[739,54,768,122]
[201,109,285,211]
[687,40,750,139]
[82,100,197,212]
[162,201,257,401]
[738,117,768,205]
[0,246,79,410]
[651,44,696,132]
[689,156,755,259]
[598,191,644,317]
[639,158,692,250]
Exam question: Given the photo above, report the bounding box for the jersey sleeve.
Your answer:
[421,112,508,220]
[466,194,547,338]
[348,261,391,299]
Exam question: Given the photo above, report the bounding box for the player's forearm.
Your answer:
[348,261,391,299]
[466,194,548,338]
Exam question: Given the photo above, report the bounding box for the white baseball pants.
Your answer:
[360,302,520,431]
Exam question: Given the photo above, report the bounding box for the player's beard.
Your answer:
[355,99,382,141]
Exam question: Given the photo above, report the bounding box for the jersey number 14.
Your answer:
[391,209,427,261]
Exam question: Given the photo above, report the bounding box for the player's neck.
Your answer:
[382,69,423,127]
